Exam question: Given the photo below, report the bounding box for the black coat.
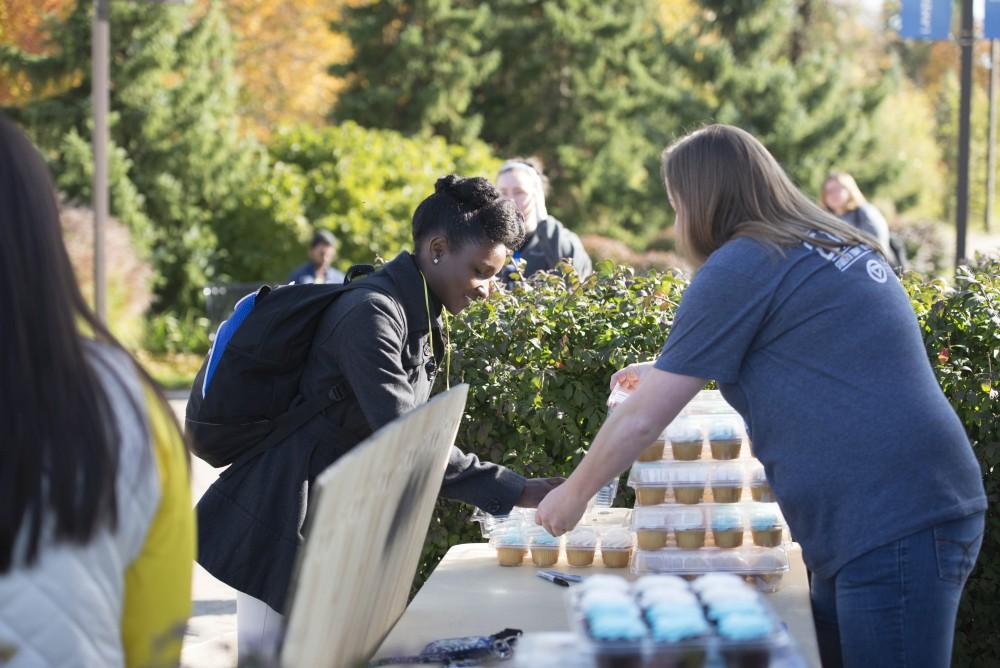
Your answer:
[196,251,526,612]
[517,216,592,279]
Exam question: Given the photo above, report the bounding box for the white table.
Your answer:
[374,542,821,667]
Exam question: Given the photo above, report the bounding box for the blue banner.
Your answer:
[899,0,951,40]
[986,0,1000,40]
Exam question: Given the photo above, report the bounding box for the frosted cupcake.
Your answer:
[673,508,707,549]
[581,590,641,620]
[667,422,703,461]
[670,465,707,505]
[749,510,783,548]
[529,530,561,567]
[711,508,745,548]
[705,598,766,623]
[691,573,747,595]
[749,464,775,503]
[493,529,526,566]
[566,527,599,567]
[639,439,666,463]
[587,613,647,668]
[600,528,634,568]
[708,423,742,460]
[579,574,631,594]
[717,612,773,668]
[709,463,744,503]
[639,587,700,612]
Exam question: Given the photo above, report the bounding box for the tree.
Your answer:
[664,0,899,204]
[1,1,265,312]
[331,0,500,144]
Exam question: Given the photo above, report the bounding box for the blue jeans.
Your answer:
[810,512,984,668]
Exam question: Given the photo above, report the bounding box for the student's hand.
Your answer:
[610,360,656,391]
[516,477,565,508]
[535,480,589,536]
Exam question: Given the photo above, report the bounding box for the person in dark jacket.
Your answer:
[196,176,563,659]
[495,158,592,280]
[288,229,346,285]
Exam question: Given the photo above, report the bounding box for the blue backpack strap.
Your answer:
[202,286,270,398]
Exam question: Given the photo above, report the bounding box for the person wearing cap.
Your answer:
[288,229,346,285]
[496,158,592,280]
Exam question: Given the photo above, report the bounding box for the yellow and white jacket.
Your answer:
[0,342,194,667]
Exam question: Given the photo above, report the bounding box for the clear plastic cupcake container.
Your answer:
[629,461,767,505]
[630,546,791,592]
[566,573,799,666]
[631,504,788,550]
[748,461,777,503]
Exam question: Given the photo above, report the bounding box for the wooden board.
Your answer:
[280,385,470,667]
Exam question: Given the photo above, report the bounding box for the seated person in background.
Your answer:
[288,229,346,285]
[496,158,592,281]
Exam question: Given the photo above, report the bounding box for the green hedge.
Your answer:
[418,257,998,665]
[905,258,999,667]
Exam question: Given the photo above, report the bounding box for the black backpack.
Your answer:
[185,265,384,469]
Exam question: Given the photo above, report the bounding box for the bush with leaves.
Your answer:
[268,123,501,271]
[417,261,686,586]
[905,257,1000,666]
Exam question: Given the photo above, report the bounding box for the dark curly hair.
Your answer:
[412,175,525,253]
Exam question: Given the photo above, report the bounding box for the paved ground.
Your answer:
[170,397,238,668]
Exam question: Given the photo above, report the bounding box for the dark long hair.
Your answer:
[0,116,180,572]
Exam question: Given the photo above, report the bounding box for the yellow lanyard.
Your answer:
[421,273,450,390]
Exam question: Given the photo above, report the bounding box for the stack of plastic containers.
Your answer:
[622,389,790,592]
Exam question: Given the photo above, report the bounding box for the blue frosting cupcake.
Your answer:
[705,598,766,621]
[588,613,648,642]
[495,529,525,546]
[711,509,743,532]
[717,612,773,641]
[649,608,710,643]
[531,530,560,547]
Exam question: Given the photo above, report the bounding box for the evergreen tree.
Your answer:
[330,0,499,144]
[1,1,263,312]
[665,0,896,202]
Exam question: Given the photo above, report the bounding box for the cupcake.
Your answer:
[749,465,775,503]
[708,423,742,460]
[529,530,561,567]
[698,586,759,608]
[667,422,703,461]
[705,599,766,623]
[493,529,526,566]
[639,439,666,462]
[600,528,634,568]
[673,508,707,549]
[691,573,747,595]
[566,527,599,567]
[709,463,744,504]
[711,508,745,548]
[581,590,641,619]
[749,510,783,548]
[670,465,707,505]
[579,574,632,594]
[636,486,667,506]
[748,551,788,593]
[640,587,701,612]
[637,528,668,550]
[588,613,648,668]
[717,613,773,668]
[646,605,709,668]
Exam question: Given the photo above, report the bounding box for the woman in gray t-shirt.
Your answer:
[536,124,985,667]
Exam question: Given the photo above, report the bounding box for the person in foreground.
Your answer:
[0,116,194,667]
[197,175,562,658]
[536,124,985,667]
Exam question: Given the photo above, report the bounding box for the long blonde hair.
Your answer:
[661,125,884,268]
[819,171,867,213]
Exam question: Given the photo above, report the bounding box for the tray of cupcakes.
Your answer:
[636,415,753,464]
[566,573,804,668]
[487,519,637,569]
[628,460,771,506]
